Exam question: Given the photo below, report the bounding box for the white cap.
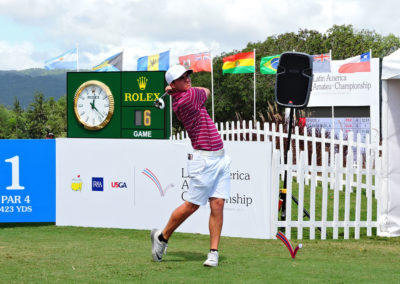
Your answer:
[165,65,193,85]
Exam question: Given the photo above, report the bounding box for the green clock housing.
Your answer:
[67,71,170,139]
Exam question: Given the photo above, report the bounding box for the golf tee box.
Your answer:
[67,71,171,139]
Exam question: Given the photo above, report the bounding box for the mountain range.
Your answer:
[0,68,83,108]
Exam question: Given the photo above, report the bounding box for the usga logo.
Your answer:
[92,177,104,191]
[111,182,127,189]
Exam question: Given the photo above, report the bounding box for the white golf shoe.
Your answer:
[203,251,219,267]
[151,229,168,262]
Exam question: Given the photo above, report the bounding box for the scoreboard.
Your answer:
[67,71,170,139]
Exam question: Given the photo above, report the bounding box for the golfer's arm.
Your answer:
[195,87,211,98]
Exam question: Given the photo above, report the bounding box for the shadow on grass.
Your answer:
[0,222,55,228]
[166,250,224,263]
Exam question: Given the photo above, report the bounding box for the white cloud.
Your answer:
[0,41,41,69]
[0,0,399,69]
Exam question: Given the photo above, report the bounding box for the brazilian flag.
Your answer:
[260,54,280,74]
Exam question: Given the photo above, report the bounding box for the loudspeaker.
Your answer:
[275,52,313,108]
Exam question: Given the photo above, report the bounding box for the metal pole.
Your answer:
[210,51,215,121]
[253,48,256,123]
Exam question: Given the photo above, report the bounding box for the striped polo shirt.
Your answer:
[172,87,223,151]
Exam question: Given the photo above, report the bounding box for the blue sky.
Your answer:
[0,0,398,70]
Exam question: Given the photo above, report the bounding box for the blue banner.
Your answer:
[0,140,55,222]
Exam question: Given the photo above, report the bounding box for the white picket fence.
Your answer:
[172,120,382,240]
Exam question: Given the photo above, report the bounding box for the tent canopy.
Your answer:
[380,48,400,236]
[382,49,400,80]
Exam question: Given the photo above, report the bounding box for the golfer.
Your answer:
[151,64,231,267]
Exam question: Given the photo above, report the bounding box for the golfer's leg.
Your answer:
[162,201,199,239]
[209,198,225,250]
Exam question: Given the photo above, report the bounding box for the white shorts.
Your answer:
[186,149,231,206]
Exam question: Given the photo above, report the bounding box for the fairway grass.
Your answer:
[1,224,400,283]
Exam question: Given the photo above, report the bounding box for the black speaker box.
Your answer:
[275,52,313,108]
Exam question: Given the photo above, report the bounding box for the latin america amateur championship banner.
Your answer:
[56,138,273,239]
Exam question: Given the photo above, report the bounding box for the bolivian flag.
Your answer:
[222,51,255,74]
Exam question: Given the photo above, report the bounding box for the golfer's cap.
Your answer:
[165,65,193,85]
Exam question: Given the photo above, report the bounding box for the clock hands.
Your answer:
[94,107,104,118]
[88,97,104,121]
[92,104,105,120]
[91,88,96,109]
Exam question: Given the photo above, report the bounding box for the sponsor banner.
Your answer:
[308,58,379,107]
[0,140,55,222]
[56,139,273,239]
[308,58,379,144]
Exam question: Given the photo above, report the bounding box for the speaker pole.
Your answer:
[279,105,293,220]
[279,104,316,229]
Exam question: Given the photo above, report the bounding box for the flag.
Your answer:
[44,48,77,70]
[137,50,170,71]
[92,51,123,72]
[338,52,371,73]
[179,52,211,72]
[312,53,331,73]
[222,51,254,74]
[260,54,280,74]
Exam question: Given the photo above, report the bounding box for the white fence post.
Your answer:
[297,151,305,240]
[285,150,293,240]
[333,153,340,239]
[344,150,353,239]
[310,152,317,240]
[321,151,329,240]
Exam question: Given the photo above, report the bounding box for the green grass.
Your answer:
[1,224,400,283]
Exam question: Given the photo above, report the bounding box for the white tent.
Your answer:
[380,48,400,236]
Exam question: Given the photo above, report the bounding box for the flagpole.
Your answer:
[330,49,332,130]
[170,95,173,138]
[76,44,79,72]
[210,51,215,121]
[121,49,124,71]
[253,48,256,123]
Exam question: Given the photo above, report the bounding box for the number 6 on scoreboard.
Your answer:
[144,110,151,126]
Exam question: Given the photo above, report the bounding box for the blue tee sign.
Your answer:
[0,140,55,222]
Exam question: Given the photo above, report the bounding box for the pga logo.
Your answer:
[111,182,127,189]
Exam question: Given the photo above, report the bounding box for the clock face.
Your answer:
[74,80,114,130]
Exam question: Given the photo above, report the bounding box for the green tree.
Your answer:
[25,92,48,138]
[44,96,67,137]
[11,97,26,139]
[0,105,13,138]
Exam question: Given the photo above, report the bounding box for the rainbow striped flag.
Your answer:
[222,51,254,74]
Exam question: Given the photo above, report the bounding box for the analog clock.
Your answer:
[73,80,114,130]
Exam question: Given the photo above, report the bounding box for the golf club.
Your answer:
[154,92,168,109]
